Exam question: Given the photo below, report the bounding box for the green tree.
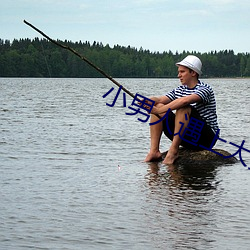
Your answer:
[244,56,250,76]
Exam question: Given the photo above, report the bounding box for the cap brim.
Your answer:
[176,62,202,75]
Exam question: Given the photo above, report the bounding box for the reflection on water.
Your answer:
[144,162,221,249]
[143,160,250,249]
[147,161,220,191]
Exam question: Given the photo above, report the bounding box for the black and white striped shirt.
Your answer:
[166,80,219,134]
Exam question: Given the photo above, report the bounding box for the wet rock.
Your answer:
[161,148,237,166]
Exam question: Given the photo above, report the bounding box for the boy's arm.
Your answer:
[151,94,201,114]
[150,95,172,105]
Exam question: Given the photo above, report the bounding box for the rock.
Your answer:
[161,148,237,166]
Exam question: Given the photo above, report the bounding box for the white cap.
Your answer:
[176,55,202,75]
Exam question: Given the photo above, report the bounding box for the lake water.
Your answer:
[1,78,250,250]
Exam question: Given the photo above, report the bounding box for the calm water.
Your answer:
[1,78,250,250]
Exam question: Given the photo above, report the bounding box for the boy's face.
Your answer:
[177,65,197,85]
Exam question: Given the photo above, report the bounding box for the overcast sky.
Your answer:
[1,0,250,53]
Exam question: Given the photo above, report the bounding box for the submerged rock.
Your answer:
[161,148,237,166]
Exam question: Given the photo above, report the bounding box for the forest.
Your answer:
[0,38,250,78]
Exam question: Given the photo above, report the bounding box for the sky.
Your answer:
[1,0,250,53]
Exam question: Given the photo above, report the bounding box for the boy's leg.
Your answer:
[163,106,191,164]
[144,104,165,162]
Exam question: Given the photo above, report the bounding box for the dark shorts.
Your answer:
[162,106,217,150]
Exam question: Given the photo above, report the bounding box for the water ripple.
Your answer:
[1,78,250,249]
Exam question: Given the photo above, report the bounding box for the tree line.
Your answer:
[0,38,250,78]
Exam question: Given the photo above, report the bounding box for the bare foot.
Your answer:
[144,151,162,162]
[163,150,179,165]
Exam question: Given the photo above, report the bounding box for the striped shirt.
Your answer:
[166,80,219,134]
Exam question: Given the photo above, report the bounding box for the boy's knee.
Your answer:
[155,103,164,108]
[176,106,192,115]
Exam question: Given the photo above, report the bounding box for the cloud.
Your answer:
[133,0,168,5]
[79,3,89,10]
[198,0,250,10]
[206,0,238,4]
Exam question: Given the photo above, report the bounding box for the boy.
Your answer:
[144,55,219,164]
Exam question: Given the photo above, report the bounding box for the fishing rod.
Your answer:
[24,20,160,119]
[23,20,136,99]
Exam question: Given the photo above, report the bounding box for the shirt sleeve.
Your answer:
[166,89,176,101]
[195,86,212,104]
